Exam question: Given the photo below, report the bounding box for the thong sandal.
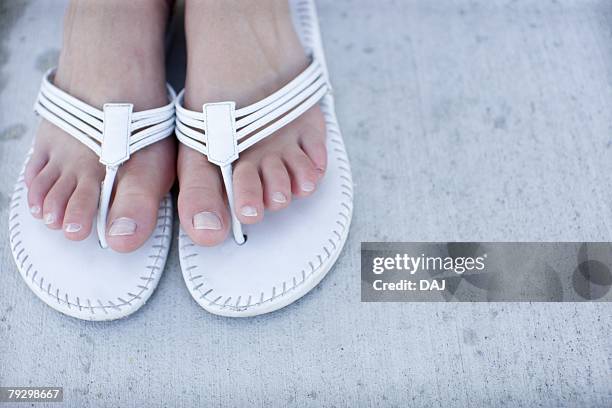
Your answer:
[175,0,353,317]
[8,70,176,321]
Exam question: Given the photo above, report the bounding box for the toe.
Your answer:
[282,147,320,198]
[27,163,60,219]
[24,148,49,188]
[106,188,159,253]
[177,146,230,246]
[63,177,100,241]
[298,108,327,175]
[106,141,175,253]
[232,160,264,224]
[42,175,77,229]
[260,155,291,211]
[106,193,159,252]
[105,178,161,253]
[24,121,54,187]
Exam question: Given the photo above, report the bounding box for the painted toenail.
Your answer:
[193,211,222,230]
[30,205,41,215]
[64,223,82,233]
[44,213,56,225]
[301,182,315,192]
[272,192,287,204]
[240,206,258,217]
[108,217,137,236]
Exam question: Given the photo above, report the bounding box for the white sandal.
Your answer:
[175,0,353,317]
[8,70,176,321]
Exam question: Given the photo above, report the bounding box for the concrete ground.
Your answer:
[1,0,611,406]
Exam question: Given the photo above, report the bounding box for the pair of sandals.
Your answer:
[8,0,353,320]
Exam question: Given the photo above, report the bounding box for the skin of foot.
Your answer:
[24,0,175,252]
[178,0,328,246]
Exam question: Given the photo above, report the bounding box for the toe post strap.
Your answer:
[175,56,330,245]
[202,102,245,245]
[203,102,238,166]
[97,103,133,249]
[34,68,177,248]
[220,164,245,245]
[100,104,133,167]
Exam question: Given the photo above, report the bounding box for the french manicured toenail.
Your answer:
[44,213,56,225]
[240,206,258,217]
[108,217,137,236]
[193,211,222,230]
[272,192,287,204]
[30,205,41,215]
[64,223,82,233]
[301,182,315,192]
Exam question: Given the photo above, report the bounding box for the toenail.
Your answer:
[44,213,56,225]
[193,211,222,230]
[108,217,137,236]
[64,223,82,233]
[30,205,41,215]
[301,181,315,192]
[240,206,258,217]
[272,192,287,204]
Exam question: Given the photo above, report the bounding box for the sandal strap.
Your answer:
[174,56,330,244]
[34,68,177,248]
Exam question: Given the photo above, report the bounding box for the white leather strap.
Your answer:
[175,57,329,244]
[34,68,177,248]
[204,102,238,166]
[220,164,245,245]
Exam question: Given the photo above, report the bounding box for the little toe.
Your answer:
[24,149,49,188]
[42,175,77,229]
[260,155,291,211]
[283,147,319,198]
[24,121,56,186]
[177,146,230,246]
[232,161,264,224]
[27,163,60,219]
[63,178,100,241]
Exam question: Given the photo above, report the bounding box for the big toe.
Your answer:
[106,189,161,253]
[105,143,175,253]
[177,146,230,246]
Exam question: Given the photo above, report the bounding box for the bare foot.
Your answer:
[178,0,327,246]
[24,0,176,252]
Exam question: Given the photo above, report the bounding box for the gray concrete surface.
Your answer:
[1,0,611,406]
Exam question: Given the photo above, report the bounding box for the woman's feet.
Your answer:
[178,0,328,246]
[25,0,175,252]
[26,0,326,251]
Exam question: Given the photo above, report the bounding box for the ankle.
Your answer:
[184,0,308,107]
[54,0,169,109]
